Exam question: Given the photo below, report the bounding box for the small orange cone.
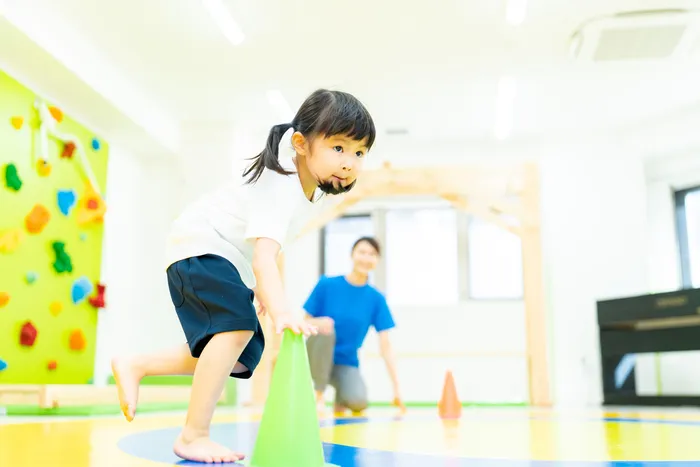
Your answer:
[438,370,462,419]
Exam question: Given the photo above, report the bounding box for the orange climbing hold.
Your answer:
[69,329,87,351]
[25,204,51,234]
[49,301,63,317]
[0,292,9,307]
[438,370,462,419]
[10,116,23,129]
[48,105,64,122]
[47,360,57,371]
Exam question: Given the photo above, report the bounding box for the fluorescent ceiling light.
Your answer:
[493,76,517,140]
[267,90,294,121]
[506,0,528,25]
[201,0,244,46]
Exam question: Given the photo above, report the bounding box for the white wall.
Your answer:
[539,141,651,407]
[92,146,185,384]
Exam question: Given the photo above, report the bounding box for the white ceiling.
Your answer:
[3,0,700,159]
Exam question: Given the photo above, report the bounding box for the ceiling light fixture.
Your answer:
[493,76,517,140]
[266,90,294,121]
[506,0,528,25]
[201,0,245,46]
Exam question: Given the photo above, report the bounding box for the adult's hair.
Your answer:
[242,89,376,184]
[352,236,381,256]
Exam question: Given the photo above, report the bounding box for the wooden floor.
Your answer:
[1,406,700,466]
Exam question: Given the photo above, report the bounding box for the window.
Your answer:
[467,216,523,299]
[384,208,459,305]
[675,187,700,288]
[321,215,374,279]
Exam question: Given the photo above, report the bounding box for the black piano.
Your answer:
[598,287,700,406]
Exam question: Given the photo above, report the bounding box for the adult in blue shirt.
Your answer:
[304,236,404,414]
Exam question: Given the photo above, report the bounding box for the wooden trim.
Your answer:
[520,163,551,406]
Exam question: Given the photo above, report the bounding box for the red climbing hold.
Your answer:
[69,329,86,351]
[87,198,99,210]
[89,283,106,309]
[47,360,58,371]
[61,141,76,159]
[20,321,37,347]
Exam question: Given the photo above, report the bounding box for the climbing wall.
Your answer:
[0,68,109,384]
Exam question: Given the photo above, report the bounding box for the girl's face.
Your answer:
[300,133,368,195]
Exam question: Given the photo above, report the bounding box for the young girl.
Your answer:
[111,89,375,464]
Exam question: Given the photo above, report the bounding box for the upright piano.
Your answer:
[598,287,700,406]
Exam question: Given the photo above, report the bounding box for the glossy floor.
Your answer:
[2,406,700,466]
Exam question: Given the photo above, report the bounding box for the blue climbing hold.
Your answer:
[57,189,77,216]
[79,233,87,242]
[0,359,7,372]
[71,276,93,304]
[91,138,100,151]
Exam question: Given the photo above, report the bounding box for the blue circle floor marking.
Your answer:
[117,415,700,466]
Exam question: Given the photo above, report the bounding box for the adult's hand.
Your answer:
[314,317,335,335]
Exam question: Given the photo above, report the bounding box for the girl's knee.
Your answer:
[345,398,368,413]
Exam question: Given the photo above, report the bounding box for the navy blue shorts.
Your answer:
[166,254,264,379]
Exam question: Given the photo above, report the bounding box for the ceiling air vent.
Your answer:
[569,9,700,62]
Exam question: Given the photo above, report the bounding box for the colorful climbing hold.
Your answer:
[36,159,52,177]
[4,163,22,191]
[0,359,7,372]
[71,277,92,304]
[61,141,76,159]
[89,283,106,309]
[25,271,38,284]
[77,183,106,225]
[25,204,51,234]
[57,189,77,216]
[20,321,38,347]
[0,229,23,254]
[47,360,57,371]
[49,301,63,317]
[10,116,23,129]
[52,241,73,274]
[69,329,87,351]
[0,292,9,308]
[48,105,63,122]
[91,138,101,151]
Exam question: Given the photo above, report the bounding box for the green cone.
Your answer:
[247,330,336,467]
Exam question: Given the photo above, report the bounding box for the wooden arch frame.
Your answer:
[251,162,551,407]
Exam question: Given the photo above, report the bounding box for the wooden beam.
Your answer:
[520,163,551,406]
[441,193,522,236]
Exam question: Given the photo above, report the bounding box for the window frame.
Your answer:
[674,186,700,289]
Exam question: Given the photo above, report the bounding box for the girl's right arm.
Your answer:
[252,237,317,336]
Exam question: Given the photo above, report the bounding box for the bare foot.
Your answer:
[111,356,142,422]
[174,431,244,464]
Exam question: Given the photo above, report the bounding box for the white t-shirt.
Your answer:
[165,129,328,290]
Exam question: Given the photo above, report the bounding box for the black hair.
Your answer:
[242,89,376,192]
[352,236,381,256]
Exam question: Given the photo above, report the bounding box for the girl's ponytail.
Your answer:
[243,123,295,184]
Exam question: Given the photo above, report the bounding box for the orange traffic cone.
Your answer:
[438,370,462,419]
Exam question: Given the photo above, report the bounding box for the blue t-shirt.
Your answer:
[303,275,395,367]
